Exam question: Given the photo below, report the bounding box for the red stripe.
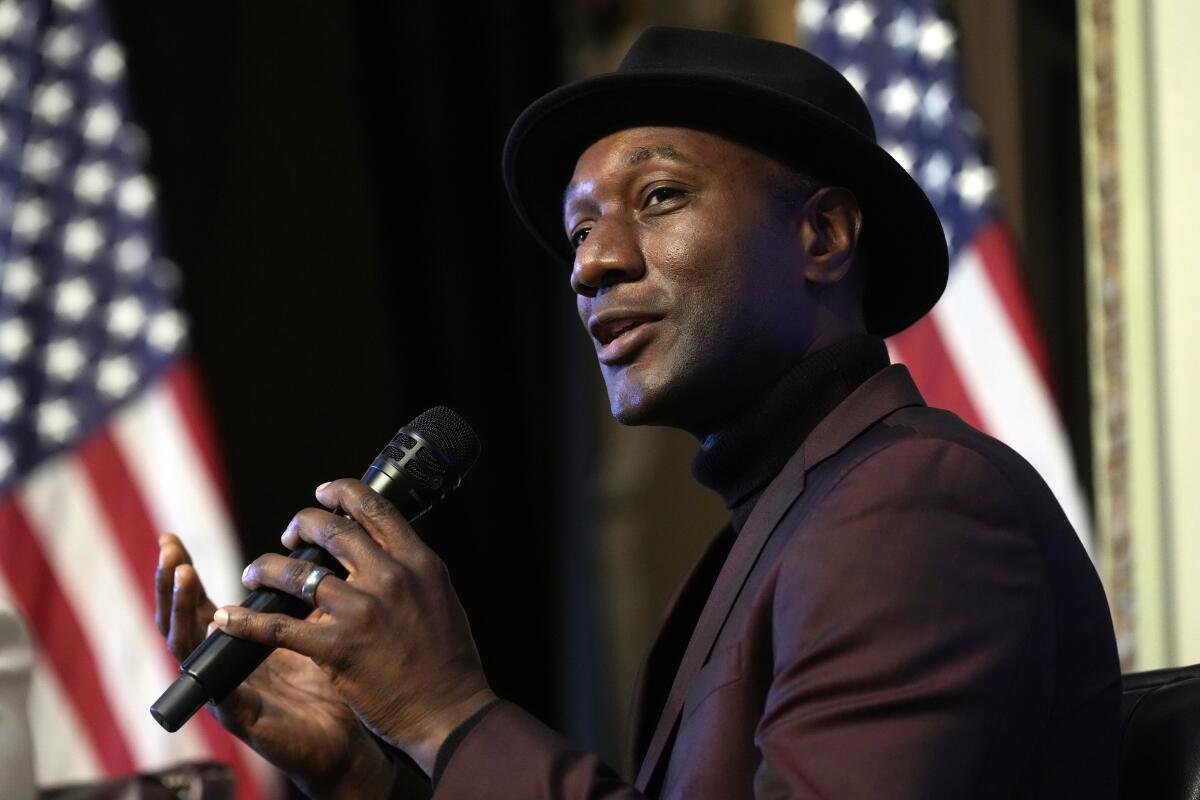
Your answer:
[79,423,270,799]
[972,222,1055,395]
[164,362,232,506]
[0,495,137,776]
[888,315,986,431]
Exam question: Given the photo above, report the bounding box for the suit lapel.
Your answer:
[632,365,925,792]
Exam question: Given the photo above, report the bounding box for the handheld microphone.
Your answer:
[150,406,480,732]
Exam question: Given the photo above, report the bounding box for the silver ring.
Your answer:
[299,565,333,608]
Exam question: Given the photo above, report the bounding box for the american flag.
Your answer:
[798,0,1092,548]
[0,0,275,794]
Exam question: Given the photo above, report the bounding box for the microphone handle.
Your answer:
[151,467,396,732]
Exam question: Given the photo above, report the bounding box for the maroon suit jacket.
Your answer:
[433,365,1121,798]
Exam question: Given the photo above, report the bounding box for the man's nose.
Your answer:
[570,218,646,296]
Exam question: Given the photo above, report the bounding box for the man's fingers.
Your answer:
[279,507,383,575]
[241,554,357,614]
[167,564,206,661]
[212,606,330,660]
[315,479,423,557]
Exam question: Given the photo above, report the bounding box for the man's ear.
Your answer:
[798,186,862,286]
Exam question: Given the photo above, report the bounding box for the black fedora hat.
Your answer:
[502,26,948,337]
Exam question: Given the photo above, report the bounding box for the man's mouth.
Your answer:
[589,311,662,364]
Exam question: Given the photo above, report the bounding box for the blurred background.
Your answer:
[0,0,1196,796]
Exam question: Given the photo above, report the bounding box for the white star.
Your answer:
[116,236,150,274]
[922,81,952,125]
[148,309,187,352]
[63,218,105,261]
[887,9,919,50]
[0,1,24,39]
[0,121,8,154]
[2,258,39,301]
[90,41,125,83]
[954,160,996,208]
[53,0,87,11]
[881,140,915,174]
[45,27,83,66]
[117,175,155,217]
[54,276,95,320]
[839,63,868,95]
[83,103,120,146]
[0,440,13,481]
[0,318,32,361]
[880,78,920,123]
[107,296,145,339]
[37,398,77,443]
[920,151,953,194]
[22,140,62,180]
[0,57,15,99]
[12,198,49,240]
[33,81,74,125]
[0,378,20,421]
[74,161,114,203]
[97,355,138,398]
[918,16,956,62]
[795,0,828,34]
[45,337,87,381]
[834,0,875,41]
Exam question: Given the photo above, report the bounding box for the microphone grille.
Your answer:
[384,406,480,483]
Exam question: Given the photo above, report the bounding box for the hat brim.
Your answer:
[503,71,948,338]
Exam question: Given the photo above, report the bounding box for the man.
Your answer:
[157,27,1120,798]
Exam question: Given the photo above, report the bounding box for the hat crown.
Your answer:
[617,26,877,143]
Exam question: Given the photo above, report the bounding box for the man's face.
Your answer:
[563,126,821,434]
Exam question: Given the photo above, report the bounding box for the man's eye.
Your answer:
[570,227,591,249]
[644,186,683,207]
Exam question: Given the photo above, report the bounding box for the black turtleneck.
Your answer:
[691,335,890,532]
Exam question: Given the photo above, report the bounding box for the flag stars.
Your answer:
[75,162,114,203]
[0,318,32,361]
[955,160,996,208]
[0,440,12,481]
[795,0,828,33]
[45,337,87,381]
[64,218,105,261]
[107,296,145,339]
[2,258,39,302]
[117,176,154,217]
[886,9,919,50]
[22,140,63,181]
[45,27,83,66]
[0,1,24,39]
[148,310,186,353]
[880,78,920,123]
[54,276,95,321]
[882,141,915,174]
[97,355,138,399]
[922,81,952,125]
[115,236,150,274]
[37,398,78,443]
[839,63,868,95]
[33,81,74,125]
[0,378,19,420]
[834,1,875,42]
[918,16,956,62]
[83,103,120,146]
[920,151,953,195]
[12,198,50,240]
[90,41,125,83]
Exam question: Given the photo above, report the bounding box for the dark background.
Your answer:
[104,3,583,784]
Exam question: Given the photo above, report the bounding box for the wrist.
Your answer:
[303,729,398,800]
[405,687,498,776]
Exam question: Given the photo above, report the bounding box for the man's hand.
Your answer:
[210,479,497,775]
[156,534,398,799]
